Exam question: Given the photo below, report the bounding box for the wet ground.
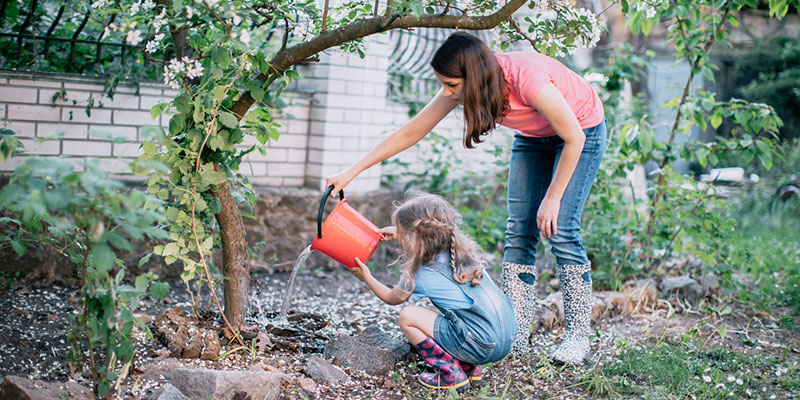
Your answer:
[1,263,798,399]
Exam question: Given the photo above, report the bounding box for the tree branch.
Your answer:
[230,0,527,118]
[506,17,537,50]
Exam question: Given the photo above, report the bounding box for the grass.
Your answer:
[581,335,800,399]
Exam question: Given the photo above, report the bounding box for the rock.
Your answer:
[146,383,190,400]
[661,257,688,270]
[167,369,284,400]
[1,376,94,400]
[531,306,557,332]
[153,308,221,360]
[660,275,703,304]
[702,273,720,297]
[296,377,318,393]
[138,358,187,383]
[322,326,410,376]
[304,356,348,385]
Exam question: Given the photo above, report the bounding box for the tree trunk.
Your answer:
[214,179,249,327]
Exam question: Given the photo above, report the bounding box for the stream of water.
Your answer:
[277,245,314,323]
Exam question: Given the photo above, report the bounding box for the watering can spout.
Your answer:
[310,185,382,269]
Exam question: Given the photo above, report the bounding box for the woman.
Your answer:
[326,32,606,364]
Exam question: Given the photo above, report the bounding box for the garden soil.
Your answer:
[1,263,798,399]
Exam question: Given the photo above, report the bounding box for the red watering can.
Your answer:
[310,185,382,269]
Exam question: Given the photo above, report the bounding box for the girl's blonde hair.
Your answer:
[393,192,485,292]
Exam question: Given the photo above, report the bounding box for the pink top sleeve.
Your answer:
[496,52,604,137]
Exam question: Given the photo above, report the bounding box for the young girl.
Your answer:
[330,31,605,363]
[350,192,516,390]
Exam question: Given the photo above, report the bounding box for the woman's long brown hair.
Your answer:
[393,191,485,293]
[431,32,507,149]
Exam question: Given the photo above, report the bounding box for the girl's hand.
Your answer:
[351,257,372,282]
[378,226,397,241]
[325,170,355,198]
[537,196,560,239]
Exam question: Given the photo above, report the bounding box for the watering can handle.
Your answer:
[317,185,345,239]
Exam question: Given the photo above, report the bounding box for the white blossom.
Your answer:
[91,0,107,8]
[145,40,159,54]
[143,0,156,9]
[130,1,141,14]
[703,375,712,383]
[126,29,143,46]
[185,58,204,79]
[233,14,242,26]
[239,30,251,44]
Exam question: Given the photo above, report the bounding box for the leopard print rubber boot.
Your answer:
[551,263,593,364]
[502,262,537,357]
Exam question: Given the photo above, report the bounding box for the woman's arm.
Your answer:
[326,90,457,196]
[352,258,410,306]
[534,83,586,239]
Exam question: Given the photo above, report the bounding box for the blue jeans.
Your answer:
[503,119,607,267]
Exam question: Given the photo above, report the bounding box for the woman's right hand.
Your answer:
[325,169,355,197]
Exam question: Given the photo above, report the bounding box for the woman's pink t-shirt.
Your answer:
[496,52,604,137]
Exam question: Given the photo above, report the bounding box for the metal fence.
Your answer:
[0,0,157,77]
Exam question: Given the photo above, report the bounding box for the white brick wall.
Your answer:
[1,71,314,184]
[0,32,492,192]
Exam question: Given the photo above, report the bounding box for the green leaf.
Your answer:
[710,111,723,129]
[639,130,653,154]
[106,232,133,251]
[149,282,169,299]
[251,85,264,103]
[169,115,186,135]
[162,242,180,257]
[138,252,153,268]
[92,244,115,274]
[213,47,232,67]
[150,103,168,119]
[0,183,23,210]
[10,238,25,257]
[218,112,239,129]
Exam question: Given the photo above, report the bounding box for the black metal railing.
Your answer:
[0,0,159,79]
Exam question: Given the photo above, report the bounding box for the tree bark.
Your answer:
[214,179,249,327]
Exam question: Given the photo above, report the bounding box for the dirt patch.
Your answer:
[1,264,798,399]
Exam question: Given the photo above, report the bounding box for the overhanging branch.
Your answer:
[231,0,528,117]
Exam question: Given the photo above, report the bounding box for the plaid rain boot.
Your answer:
[551,263,593,364]
[415,337,470,390]
[460,362,482,384]
[502,262,537,356]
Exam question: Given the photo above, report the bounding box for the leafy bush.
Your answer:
[723,36,800,141]
[0,156,169,397]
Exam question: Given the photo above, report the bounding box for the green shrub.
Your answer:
[0,156,169,397]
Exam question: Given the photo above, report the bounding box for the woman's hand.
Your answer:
[351,257,372,282]
[378,226,397,241]
[325,170,355,197]
[537,196,560,239]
